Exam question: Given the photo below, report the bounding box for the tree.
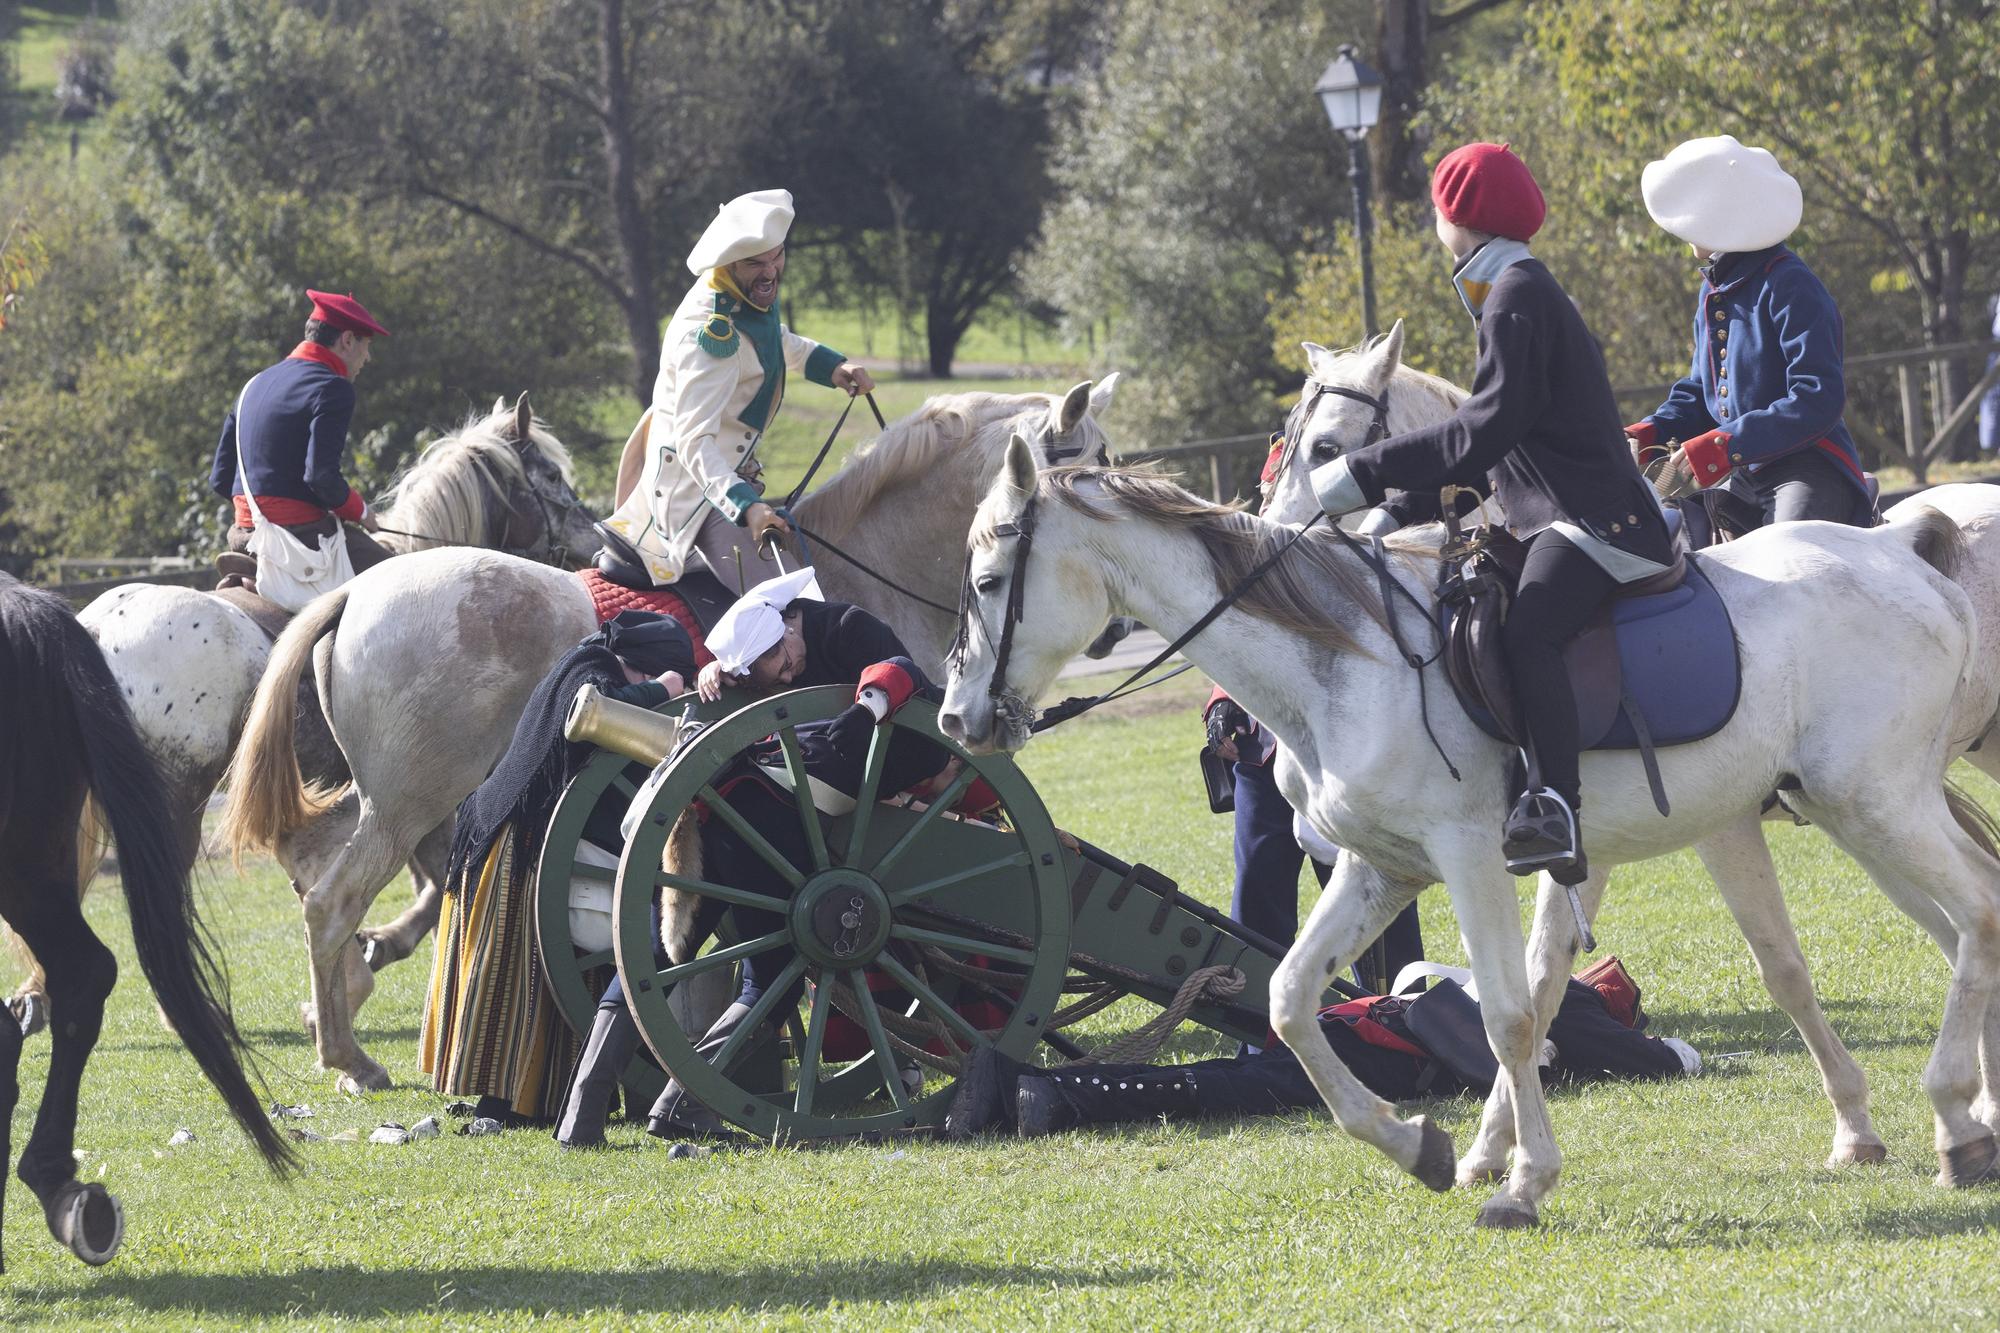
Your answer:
[1539,0,2000,450]
[1028,0,1367,448]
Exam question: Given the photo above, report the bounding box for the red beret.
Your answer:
[305,289,390,338]
[1431,143,1546,242]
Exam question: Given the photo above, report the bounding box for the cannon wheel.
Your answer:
[612,685,1070,1140]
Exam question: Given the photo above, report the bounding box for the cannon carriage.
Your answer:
[533,684,1313,1141]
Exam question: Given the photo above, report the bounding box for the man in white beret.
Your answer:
[602,188,877,588]
[1625,135,1870,532]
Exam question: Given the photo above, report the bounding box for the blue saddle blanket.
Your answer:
[1456,558,1740,751]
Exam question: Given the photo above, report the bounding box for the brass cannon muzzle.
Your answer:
[563,683,681,766]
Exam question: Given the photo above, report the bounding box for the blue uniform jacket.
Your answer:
[208,353,361,514]
[1633,245,1865,496]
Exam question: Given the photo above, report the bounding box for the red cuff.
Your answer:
[1624,420,1667,468]
[332,489,367,523]
[1258,434,1285,484]
[954,776,1003,818]
[858,660,917,715]
[1681,429,1734,486]
[1204,686,1231,719]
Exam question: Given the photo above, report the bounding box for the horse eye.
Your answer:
[975,574,1002,595]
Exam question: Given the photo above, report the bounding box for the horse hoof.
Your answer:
[335,1064,392,1095]
[49,1182,124,1266]
[300,1002,318,1039]
[1936,1134,2000,1188]
[359,935,387,971]
[1409,1117,1455,1193]
[1828,1139,1888,1168]
[9,992,47,1038]
[1457,1160,1508,1186]
[1473,1197,1540,1230]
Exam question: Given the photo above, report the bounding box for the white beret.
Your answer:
[706,568,821,674]
[686,189,795,275]
[1641,135,1801,255]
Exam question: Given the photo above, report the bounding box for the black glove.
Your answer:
[1205,697,1252,752]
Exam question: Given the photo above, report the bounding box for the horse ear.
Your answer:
[1055,381,1093,436]
[1003,430,1038,501]
[1364,321,1407,392]
[492,396,508,417]
[512,393,534,450]
[1087,372,1120,418]
[1301,341,1337,381]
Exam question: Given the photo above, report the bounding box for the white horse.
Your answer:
[219,380,1121,1093]
[8,398,598,1024]
[1268,330,2000,1169]
[939,431,2000,1227]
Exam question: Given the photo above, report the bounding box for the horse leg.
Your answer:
[1800,789,2000,1185]
[1269,851,1447,1187]
[0,969,22,1272]
[1459,867,1609,1186]
[1694,816,1885,1166]
[6,863,125,1265]
[358,818,451,971]
[291,803,410,1093]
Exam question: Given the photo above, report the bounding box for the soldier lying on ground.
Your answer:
[945,957,1699,1139]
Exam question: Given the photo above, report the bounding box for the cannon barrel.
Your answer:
[563,683,680,766]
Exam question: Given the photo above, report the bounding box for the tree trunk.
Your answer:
[599,0,663,403]
[925,301,964,379]
[1372,0,1430,206]
[885,181,919,376]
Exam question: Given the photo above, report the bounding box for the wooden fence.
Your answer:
[48,557,212,607]
[1125,338,2000,501]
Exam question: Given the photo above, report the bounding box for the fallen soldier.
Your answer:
[945,957,1699,1138]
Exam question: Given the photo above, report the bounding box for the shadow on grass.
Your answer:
[1646,1001,1925,1055]
[1630,1194,2000,1249]
[7,1257,1162,1317]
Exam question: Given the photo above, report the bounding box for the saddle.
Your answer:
[1437,518,1740,816]
[591,521,736,640]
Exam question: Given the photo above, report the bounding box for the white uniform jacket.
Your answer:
[605,275,844,583]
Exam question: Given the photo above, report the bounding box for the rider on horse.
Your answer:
[1309,143,1674,885]
[210,289,393,587]
[1626,136,1872,532]
[600,189,876,591]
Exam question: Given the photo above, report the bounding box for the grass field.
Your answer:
[3,668,2000,1327]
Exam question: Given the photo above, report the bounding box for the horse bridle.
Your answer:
[1275,380,1392,481]
[503,452,594,568]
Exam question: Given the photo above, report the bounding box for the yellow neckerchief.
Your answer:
[708,266,770,313]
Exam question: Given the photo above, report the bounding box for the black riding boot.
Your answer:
[555,1004,643,1149]
[1502,786,1586,885]
[1015,1065,1205,1137]
[646,1001,756,1140]
[944,1047,1026,1140]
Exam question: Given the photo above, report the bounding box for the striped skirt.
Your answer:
[419,823,578,1121]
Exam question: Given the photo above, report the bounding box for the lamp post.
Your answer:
[1315,44,1385,341]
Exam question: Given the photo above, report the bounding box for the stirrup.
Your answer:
[1503,787,1586,883]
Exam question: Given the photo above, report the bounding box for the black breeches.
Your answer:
[1707,446,1871,534]
[1502,531,1619,810]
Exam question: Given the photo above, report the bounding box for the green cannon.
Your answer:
[534,684,1310,1140]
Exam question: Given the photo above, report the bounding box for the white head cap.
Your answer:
[686,189,795,275]
[1641,135,1801,256]
[706,568,822,674]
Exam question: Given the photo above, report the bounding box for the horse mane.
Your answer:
[1031,465,1400,658]
[374,406,574,549]
[793,390,1109,542]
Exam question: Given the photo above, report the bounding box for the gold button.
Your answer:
[1731,453,1743,462]
[1627,514,1639,524]
[1611,522,1623,533]
[1714,311,1726,322]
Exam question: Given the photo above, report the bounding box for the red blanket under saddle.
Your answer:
[577,569,715,668]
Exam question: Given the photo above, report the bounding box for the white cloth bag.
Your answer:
[232,378,356,611]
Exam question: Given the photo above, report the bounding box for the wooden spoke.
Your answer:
[655,871,789,916]
[842,724,892,867]
[847,971,908,1111]
[793,973,836,1115]
[876,953,989,1050]
[573,948,613,972]
[610,771,639,801]
[888,923,1037,966]
[776,727,832,871]
[654,929,789,988]
[868,766,978,881]
[712,956,808,1074]
[885,849,1031,908]
[699,785,805,890]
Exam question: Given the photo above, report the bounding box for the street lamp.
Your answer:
[1315,44,1384,340]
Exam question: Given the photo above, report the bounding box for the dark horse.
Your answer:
[0,574,293,1270]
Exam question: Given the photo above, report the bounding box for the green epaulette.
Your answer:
[696,292,740,358]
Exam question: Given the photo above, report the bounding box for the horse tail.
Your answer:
[1896,505,1965,582]
[1945,778,2000,863]
[220,586,352,865]
[38,590,298,1175]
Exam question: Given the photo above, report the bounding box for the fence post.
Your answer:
[1899,364,1926,482]
[1208,451,1225,502]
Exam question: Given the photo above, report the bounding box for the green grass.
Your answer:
[780,299,1085,375]
[4,677,2000,1326]
[3,2,119,156]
